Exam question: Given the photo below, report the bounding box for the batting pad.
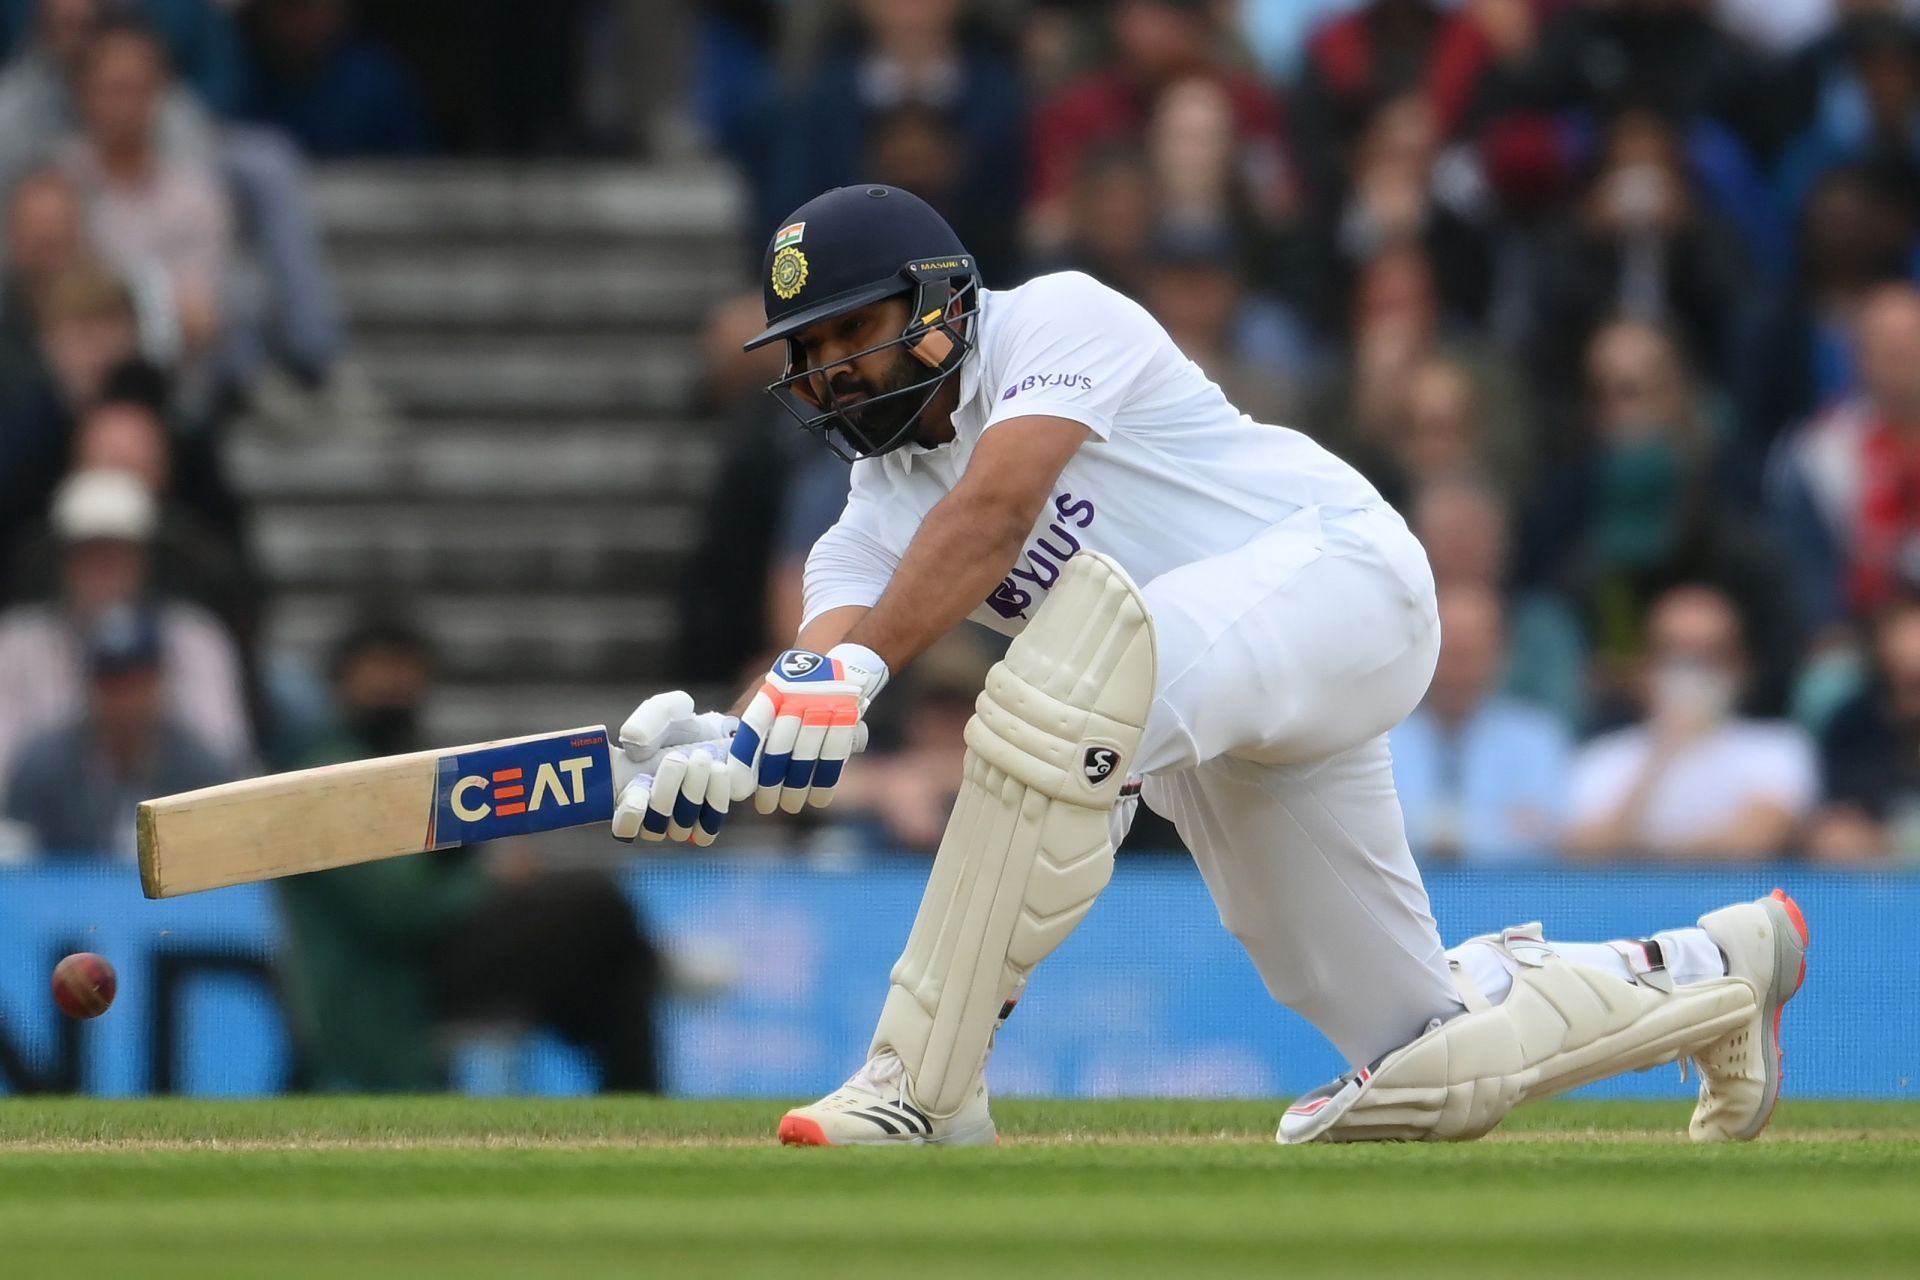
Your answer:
[873,552,1157,1117]
[1289,927,1758,1143]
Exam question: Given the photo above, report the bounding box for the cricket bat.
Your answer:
[137,725,617,899]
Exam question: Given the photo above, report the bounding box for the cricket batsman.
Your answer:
[609,185,1809,1146]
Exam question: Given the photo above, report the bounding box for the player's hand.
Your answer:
[728,645,884,815]
[611,690,738,845]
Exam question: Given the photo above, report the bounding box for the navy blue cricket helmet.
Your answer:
[743,185,979,460]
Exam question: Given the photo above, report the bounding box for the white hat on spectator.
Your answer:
[52,468,157,543]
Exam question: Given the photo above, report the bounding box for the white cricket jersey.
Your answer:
[802,270,1385,635]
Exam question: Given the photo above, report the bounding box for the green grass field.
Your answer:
[0,1098,1914,1278]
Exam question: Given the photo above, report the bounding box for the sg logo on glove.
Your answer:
[778,650,825,679]
[728,646,884,815]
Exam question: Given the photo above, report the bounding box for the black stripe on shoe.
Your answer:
[869,1104,930,1135]
[895,1101,933,1133]
[851,1109,902,1136]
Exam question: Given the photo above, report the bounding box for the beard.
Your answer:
[827,350,942,455]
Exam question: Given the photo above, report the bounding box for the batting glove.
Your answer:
[611,690,738,845]
[728,644,885,815]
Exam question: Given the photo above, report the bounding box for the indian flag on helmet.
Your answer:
[773,222,806,251]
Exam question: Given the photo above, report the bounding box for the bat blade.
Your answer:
[137,726,615,899]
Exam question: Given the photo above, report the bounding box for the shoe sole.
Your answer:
[776,1111,1000,1147]
[1740,888,1811,1141]
[779,1114,831,1146]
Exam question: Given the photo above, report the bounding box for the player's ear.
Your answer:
[909,327,952,368]
[907,288,966,368]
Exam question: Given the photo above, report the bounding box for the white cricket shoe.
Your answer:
[1688,889,1810,1143]
[777,1049,997,1147]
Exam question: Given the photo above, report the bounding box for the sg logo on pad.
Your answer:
[1082,747,1119,784]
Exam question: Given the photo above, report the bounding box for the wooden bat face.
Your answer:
[137,727,615,899]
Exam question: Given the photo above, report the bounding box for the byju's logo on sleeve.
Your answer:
[1001,372,1094,401]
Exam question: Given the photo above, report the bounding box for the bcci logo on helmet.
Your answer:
[771,246,808,300]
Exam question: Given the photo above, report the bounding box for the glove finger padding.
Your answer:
[808,722,857,808]
[781,721,827,814]
[728,690,776,804]
[670,752,710,841]
[610,775,654,842]
[693,764,728,847]
[641,752,689,842]
[619,690,697,757]
[754,713,803,814]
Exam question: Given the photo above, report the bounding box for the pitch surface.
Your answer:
[0,1098,1913,1277]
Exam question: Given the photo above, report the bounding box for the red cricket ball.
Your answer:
[51,952,117,1020]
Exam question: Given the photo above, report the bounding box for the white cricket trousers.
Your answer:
[1132,502,1462,1065]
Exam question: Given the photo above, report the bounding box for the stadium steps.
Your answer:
[237,162,746,743]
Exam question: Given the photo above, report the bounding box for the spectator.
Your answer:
[1312,92,1496,326]
[33,262,138,409]
[1234,0,1366,84]
[1397,353,1526,498]
[1734,164,1915,455]
[1565,585,1817,860]
[1527,318,1803,723]
[0,0,249,113]
[0,172,73,553]
[239,0,431,157]
[274,620,666,1092]
[1026,0,1294,251]
[1767,1,1920,156]
[1526,105,1750,408]
[1811,596,1920,860]
[1140,223,1309,426]
[1144,71,1295,273]
[60,19,232,381]
[1,166,81,319]
[1390,583,1573,863]
[674,293,802,687]
[1308,240,1442,466]
[1481,0,1774,157]
[1773,283,1920,629]
[0,4,341,393]
[861,103,1017,283]
[1775,14,1920,219]
[1413,474,1586,727]
[1030,143,1158,300]
[1304,241,1518,506]
[0,0,219,202]
[1290,0,1510,200]
[2,602,234,856]
[0,467,250,784]
[5,395,256,644]
[769,0,1023,279]
[1714,0,1835,58]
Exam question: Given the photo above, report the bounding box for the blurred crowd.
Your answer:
[15,0,1920,876]
[0,0,680,1093]
[682,0,1920,867]
[7,0,1920,1095]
